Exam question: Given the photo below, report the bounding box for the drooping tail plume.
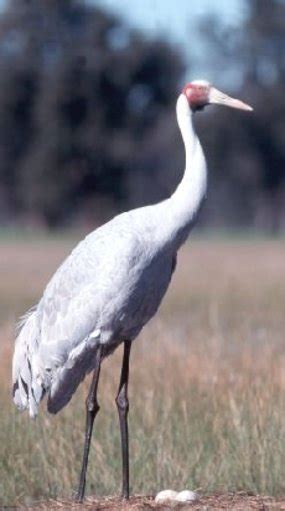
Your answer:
[12,307,45,418]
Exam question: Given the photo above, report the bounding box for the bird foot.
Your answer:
[74,491,84,503]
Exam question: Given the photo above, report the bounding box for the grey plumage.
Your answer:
[12,204,184,416]
[12,92,208,418]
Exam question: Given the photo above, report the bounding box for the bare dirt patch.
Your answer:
[25,493,285,511]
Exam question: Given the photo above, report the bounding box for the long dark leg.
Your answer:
[115,340,132,499]
[76,344,103,502]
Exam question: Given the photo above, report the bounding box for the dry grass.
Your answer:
[1,236,285,507]
[24,494,285,511]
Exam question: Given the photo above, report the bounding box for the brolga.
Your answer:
[12,80,252,502]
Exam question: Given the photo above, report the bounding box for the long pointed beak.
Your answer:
[209,87,253,111]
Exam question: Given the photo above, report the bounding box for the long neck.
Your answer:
[165,94,207,249]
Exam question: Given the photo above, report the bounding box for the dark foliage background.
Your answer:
[0,0,284,232]
[199,0,285,233]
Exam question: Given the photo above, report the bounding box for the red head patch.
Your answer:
[183,81,211,111]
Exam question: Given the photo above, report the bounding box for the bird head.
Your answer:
[183,80,253,112]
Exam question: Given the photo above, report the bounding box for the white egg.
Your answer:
[155,489,178,503]
[175,490,198,502]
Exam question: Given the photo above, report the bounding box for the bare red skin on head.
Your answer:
[183,83,210,110]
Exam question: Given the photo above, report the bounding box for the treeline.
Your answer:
[199,0,285,233]
[0,0,284,232]
[0,0,184,227]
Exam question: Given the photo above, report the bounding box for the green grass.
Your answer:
[1,237,285,506]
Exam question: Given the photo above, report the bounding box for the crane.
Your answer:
[12,80,252,502]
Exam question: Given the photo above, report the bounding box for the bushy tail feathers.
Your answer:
[12,307,45,418]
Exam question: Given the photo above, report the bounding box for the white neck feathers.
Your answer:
[165,94,207,248]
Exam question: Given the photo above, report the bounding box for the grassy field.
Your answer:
[1,236,285,507]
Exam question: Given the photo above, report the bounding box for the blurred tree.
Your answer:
[0,0,184,227]
[199,0,285,233]
[1,0,283,233]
